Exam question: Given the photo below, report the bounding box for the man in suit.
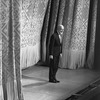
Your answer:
[49,25,64,83]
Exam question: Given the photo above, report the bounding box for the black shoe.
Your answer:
[55,79,60,83]
[49,79,56,83]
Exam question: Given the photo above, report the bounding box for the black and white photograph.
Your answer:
[0,0,100,100]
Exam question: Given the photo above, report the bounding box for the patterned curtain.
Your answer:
[60,0,98,69]
[0,0,2,98]
[56,0,66,67]
[41,0,52,62]
[59,0,75,67]
[42,0,98,69]
[20,0,48,68]
[1,0,24,100]
[61,0,90,69]
[41,0,64,64]
[86,0,98,69]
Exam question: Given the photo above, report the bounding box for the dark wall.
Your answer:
[94,0,100,70]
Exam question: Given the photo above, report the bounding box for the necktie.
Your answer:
[59,35,62,43]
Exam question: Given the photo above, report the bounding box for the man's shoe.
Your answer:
[49,79,56,83]
[55,79,60,83]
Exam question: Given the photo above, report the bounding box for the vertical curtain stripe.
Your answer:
[46,0,60,63]
[61,0,76,68]
[41,0,52,62]
[0,0,3,99]
[1,0,24,99]
[56,0,66,67]
[57,0,66,25]
[86,0,98,69]
[69,0,90,69]
[13,0,24,99]
[2,0,10,99]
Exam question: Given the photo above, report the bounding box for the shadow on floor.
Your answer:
[22,75,49,88]
[22,75,47,82]
[23,81,49,88]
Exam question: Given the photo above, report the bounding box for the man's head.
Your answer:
[57,25,64,35]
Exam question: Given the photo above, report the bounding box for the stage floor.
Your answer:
[22,66,100,100]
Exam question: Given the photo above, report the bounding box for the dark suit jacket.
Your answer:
[49,32,62,56]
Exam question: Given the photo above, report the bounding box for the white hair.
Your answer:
[57,25,64,31]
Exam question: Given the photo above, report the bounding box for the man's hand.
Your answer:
[60,53,62,58]
[50,55,53,59]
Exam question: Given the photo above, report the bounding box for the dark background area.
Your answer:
[94,0,100,70]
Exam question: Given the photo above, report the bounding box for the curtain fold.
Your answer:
[45,0,60,64]
[41,0,66,64]
[13,0,24,99]
[55,0,66,67]
[86,0,98,69]
[1,0,24,100]
[41,0,52,62]
[94,0,100,70]
[56,0,66,25]
[0,0,3,99]
[61,0,76,68]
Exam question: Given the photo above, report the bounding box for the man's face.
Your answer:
[58,28,64,36]
[59,29,64,35]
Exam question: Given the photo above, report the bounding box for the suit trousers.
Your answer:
[49,54,60,80]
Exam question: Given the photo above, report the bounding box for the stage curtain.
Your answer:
[60,0,76,68]
[86,0,98,69]
[41,0,52,62]
[0,0,2,98]
[1,0,24,100]
[42,0,98,69]
[61,0,91,69]
[41,0,66,64]
[61,0,98,69]
[20,0,48,68]
[56,0,66,67]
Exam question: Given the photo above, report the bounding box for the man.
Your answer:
[49,25,64,83]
